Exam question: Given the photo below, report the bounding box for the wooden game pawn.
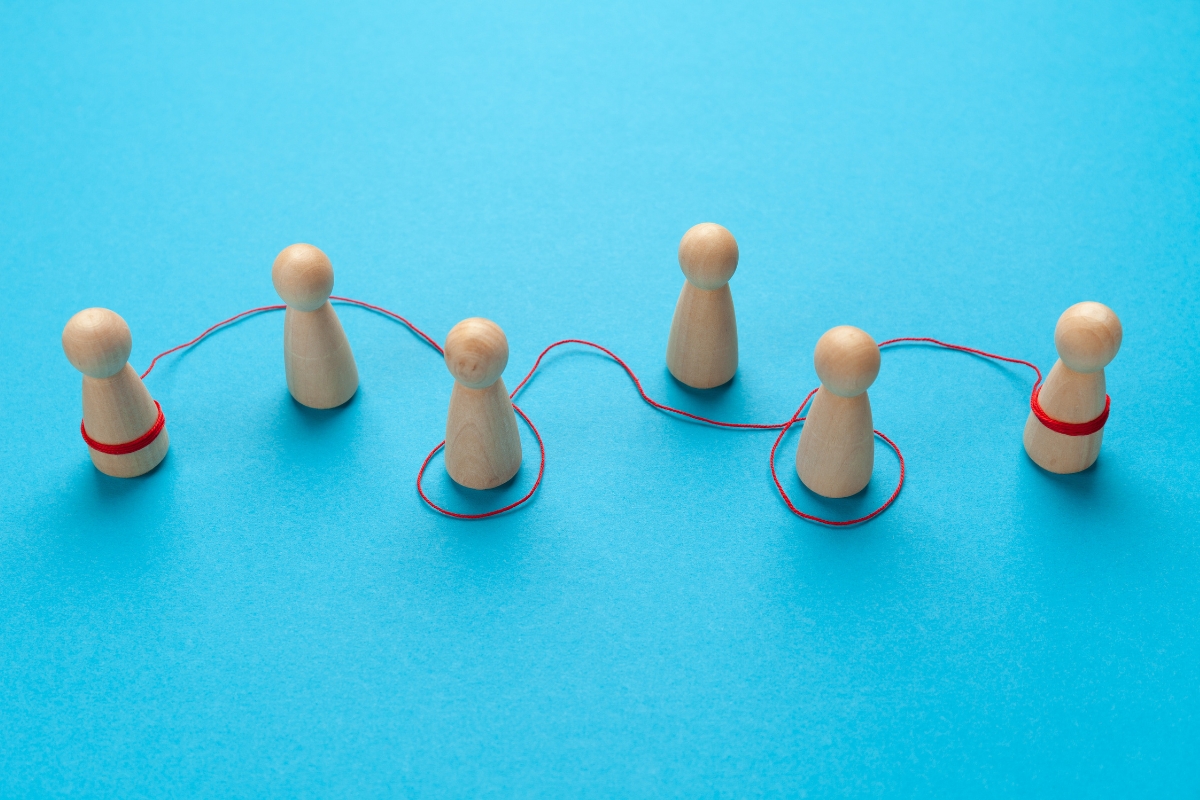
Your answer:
[443,318,522,489]
[272,244,359,409]
[666,223,739,388]
[62,308,169,477]
[1023,302,1122,474]
[796,326,881,498]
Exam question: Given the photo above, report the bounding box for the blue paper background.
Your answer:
[2,0,1198,795]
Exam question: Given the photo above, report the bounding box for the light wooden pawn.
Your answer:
[272,244,359,409]
[666,222,739,388]
[1024,302,1122,474]
[443,318,522,490]
[796,326,881,498]
[62,308,169,477]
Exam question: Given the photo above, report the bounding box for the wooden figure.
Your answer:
[666,222,739,388]
[1024,301,1122,474]
[272,243,359,409]
[796,326,880,498]
[443,317,522,489]
[62,308,169,477]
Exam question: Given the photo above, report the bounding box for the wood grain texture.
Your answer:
[795,326,880,498]
[272,244,334,312]
[63,307,169,477]
[444,378,522,489]
[1023,301,1121,474]
[283,302,359,409]
[1023,361,1106,473]
[444,318,509,389]
[796,388,874,498]
[80,364,170,477]
[666,282,738,389]
[666,223,740,389]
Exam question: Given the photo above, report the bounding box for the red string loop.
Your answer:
[766,388,907,526]
[415,403,546,519]
[81,401,166,455]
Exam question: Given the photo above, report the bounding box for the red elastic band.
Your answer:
[81,400,165,455]
[1030,385,1110,436]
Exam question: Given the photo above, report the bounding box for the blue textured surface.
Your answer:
[2,1,1198,796]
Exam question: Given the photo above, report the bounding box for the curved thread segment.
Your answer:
[118,302,1107,524]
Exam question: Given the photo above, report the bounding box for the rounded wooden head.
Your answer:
[1054,302,1122,373]
[272,243,334,311]
[445,317,509,389]
[678,223,739,290]
[813,325,880,397]
[62,307,132,379]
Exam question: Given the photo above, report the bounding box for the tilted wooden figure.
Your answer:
[62,308,169,477]
[1024,302,1122,473]
[443,317,522,489]
[666,222,739,389]
[272,243,359,409]
[796,326,881,498]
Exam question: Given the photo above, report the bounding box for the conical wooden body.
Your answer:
[1023,359,1106,474]
[82,363,169,477]
[796,387,873,498]
[445,378,522,489]
[666,282,738,389]
[283,301,358,409]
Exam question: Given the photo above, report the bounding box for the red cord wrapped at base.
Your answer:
[81,401,166,455]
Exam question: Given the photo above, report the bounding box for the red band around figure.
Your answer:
[81,401,165,455]
[1030,385,1110,436]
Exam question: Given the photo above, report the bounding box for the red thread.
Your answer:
[82,400,165,455]
[878,336,1043,372]
[877,337,1110,437]
[338,299,544,519]
[141,305,287,378]
[139,297,443,380]
[415,340,796,522]
[1030,385,1109,436]
[416,403,545,519]
[451,338,903,525]
[511,340,785,429]
[130,305,1108,524]
[768,388,906,526]
[329,296,445,355]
